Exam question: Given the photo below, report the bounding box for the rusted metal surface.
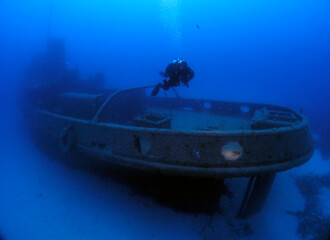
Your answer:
[29,86,313,178]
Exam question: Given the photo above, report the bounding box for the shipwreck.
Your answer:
[21,39,314,217]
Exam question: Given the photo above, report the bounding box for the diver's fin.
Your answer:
[151,84,161,96]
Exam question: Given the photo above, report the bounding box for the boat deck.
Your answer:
[146,108,251,131]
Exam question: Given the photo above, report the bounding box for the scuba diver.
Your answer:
[151,58,194,96]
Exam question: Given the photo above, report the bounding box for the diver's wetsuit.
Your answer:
[152,60,194,96]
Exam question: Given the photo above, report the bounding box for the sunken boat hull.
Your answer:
[26,87,313,179]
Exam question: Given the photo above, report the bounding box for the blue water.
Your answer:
[1,0,329,239]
